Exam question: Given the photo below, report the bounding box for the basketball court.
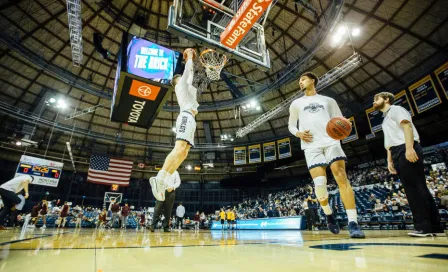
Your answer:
[0,229,447,271]
[0,0,448,272]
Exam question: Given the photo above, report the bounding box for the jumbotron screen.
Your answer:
[125,35,182,85]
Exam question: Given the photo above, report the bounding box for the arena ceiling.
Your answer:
[0,0,447,179]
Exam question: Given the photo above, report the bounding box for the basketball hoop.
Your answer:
[199,49,227,81]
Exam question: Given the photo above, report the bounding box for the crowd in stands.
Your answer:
[2,153,447,231]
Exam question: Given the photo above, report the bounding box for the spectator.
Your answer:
[193,211,200,230]
[267,207,274,218]
[374,199,384,213]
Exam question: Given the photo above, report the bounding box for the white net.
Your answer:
[200,49,227,81]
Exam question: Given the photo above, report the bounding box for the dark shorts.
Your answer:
[221,219,225,224]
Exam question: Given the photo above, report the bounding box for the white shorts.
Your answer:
[304,144,346,170]
[176,111,196,147]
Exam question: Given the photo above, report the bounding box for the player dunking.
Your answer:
[150,48,198,201]
[288,72,365,238]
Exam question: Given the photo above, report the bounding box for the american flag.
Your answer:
[87,155,133,186]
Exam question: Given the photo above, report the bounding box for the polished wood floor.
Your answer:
[0,227,446,271]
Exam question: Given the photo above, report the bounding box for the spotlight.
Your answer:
[172,127,176,132]
[49,98,56,104]
[256,106,261,111]
[332,35,342,43]
[230,138,234,142]
[246,103,251,109]
[351,27,361,37]
[56,99,67,109]
[250,100,257,107]
[186,165,192,170]
[16,141,22,146]
[242,105,246,110]
[337,26,347,35]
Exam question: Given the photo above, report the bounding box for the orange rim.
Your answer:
[199,49,227,69]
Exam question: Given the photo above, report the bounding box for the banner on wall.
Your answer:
[366,107,383,134]
[234,147,247,165]
[394,90,414,117]
[342,117,358,144]
[263,141,276,162]
[277,138,292,159]
[408,75,441,114]
[248,144,261,164]
[435,61,448,100]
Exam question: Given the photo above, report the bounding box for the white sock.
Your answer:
[321,204,332,215]
[156,170,171,184]
[346,209,358,223]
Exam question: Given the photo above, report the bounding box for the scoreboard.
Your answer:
[15,155,63,187]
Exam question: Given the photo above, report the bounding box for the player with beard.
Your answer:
[150,48,198,201]
[373,92,443,237]
[288,72,365,238]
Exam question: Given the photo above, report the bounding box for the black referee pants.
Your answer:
[390,142,441,232]
[152,190,176,229]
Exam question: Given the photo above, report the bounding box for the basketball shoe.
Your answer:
[326,214,340,234]
[149,177,165,201]
[348,221,365,238]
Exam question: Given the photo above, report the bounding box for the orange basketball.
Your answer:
[183,48,197,61]
[326,117,352,140]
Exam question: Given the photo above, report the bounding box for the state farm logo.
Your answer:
[129,79,160,101]
[138,85,152,97]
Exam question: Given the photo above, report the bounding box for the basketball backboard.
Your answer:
[167,0,271,71]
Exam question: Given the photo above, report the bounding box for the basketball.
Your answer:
[183,48,197,61]
[326,117,352,140]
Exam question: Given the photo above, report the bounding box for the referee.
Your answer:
[373,92,443,237]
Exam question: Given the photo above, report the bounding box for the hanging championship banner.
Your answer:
[409,75,441,114]
[263,141,276,162]
[366,107,383,134]
[248,144,261,164]
[234,146,247,165]
[342,117,358,144]
[277,138,292,159]
[394,90,414,117]
[435,61,448,100]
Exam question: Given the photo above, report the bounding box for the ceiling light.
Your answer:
[256,106,261,111]
[49,98,56,103]
[186,165,192,170]
[332,35,342,43]
[57,99,67,109]
[242,105,246,110]
[246,103,251,109]
[230,138,234,142]
[16,141,22,146]
[337,26,347,35]
[351,27,361,37]
[250,100,257,107]
[172,127,176,132]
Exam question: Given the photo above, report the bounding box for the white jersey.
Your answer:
[165,171,181,190]
[288,94,342,150]
[0,175,30,193]
[175,59,199,112]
